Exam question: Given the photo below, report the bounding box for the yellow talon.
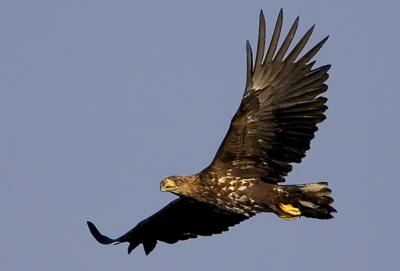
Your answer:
[279,203,301,216]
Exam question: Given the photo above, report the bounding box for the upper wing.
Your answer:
[205,10,330,184]
[87,198,248,255]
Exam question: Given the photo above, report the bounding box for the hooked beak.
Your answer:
[160,178,177,192]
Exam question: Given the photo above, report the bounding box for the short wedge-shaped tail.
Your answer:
[278,182,336,220]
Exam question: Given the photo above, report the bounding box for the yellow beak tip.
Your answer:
[161,179,177,192]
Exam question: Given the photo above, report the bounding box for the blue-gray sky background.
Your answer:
[1,1,399,270]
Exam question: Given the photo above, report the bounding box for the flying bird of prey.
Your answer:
[87,9,335,255]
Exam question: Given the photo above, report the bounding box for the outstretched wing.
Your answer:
[87,198,248,255]
[205,10,330,184]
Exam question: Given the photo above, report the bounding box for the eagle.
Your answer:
[87,9,335,256]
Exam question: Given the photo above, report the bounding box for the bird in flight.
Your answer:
[87,9,335,256]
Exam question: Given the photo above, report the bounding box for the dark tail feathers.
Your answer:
[279,182,336,220]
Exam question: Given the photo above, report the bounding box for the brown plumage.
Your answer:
[87,9,335,256]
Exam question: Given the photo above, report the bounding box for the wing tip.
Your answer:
[259,9,265,20]
[306,24,316,38]
[317,35,330,49]
[87,221,116,245]
[255,9,267,68]
[293,15,300,29]
[298,35,330,64]
[246,39,253,88]
[278,8,283,18]
[246,39,251,48]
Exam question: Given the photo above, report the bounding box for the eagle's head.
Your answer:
[160,175,198,196]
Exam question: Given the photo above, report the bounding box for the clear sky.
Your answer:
[1,0,399,270]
